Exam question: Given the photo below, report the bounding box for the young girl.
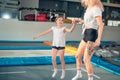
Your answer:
[33,16,77,79]
[72,0,104,80]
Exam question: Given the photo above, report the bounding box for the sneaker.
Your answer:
[72,74,82,80]
[88,77,93,80]
[52,69,57,78]
[72,70,82,80]
[60,70,65,79]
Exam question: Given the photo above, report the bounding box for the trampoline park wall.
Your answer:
[0,19,120,42]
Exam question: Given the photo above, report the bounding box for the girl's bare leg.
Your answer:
[59,49,65,79]
[52,48,58,78]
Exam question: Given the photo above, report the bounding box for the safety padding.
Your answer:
[43,42,52,46]
[64,18,72,23]
[0,56,76,66]
[65,46,77,55]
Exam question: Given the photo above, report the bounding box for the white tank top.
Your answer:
[51,26,66,47]
[84,6,102,30]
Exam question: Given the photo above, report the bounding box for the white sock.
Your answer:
[72,68,82,80]
[60,69,65,79]
[52,69,57,78]
[88,74,93,80]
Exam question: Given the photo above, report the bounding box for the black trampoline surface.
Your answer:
[0,64,120,80]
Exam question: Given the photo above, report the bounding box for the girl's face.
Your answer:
[56,17,64,26]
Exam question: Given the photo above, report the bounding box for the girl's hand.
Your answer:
[33,36,38,40]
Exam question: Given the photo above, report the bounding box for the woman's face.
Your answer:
[81,0,89,7]
[82,0,100,7]
[81,0,95,7]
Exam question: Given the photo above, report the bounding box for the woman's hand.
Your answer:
[94,38,101,47]
[79,19,84,24]
[72,19,79,24]
[72,18,84,24]
[75,53,79,58]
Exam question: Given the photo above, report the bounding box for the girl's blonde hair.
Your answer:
[81,0,104,11]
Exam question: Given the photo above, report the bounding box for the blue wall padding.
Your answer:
[0,56,76,66]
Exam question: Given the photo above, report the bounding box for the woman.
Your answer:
[72,0,104,80]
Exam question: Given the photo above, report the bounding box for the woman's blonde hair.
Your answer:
[81,0,104,11]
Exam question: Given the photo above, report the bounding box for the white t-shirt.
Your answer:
[51,26,66,47]
[84,6,102,30]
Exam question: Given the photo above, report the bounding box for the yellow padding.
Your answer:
[43,42,77,55]
[64,18,72,23]
[65,46,77,55]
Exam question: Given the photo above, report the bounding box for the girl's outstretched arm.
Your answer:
[33,28,52,39]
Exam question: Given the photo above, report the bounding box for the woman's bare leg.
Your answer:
[76,40,86,69]
[72,40,86,80]
[84,41,95,80]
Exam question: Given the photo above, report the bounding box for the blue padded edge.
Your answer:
[114,58,120,62]
[0,40,114,50]
[91,56,120,76]
[0,46,52,50]
[0,55,120,76]
[0,40,114,44]
[0,56,75,66]
[0,40,52,50]
[0,40,45,43]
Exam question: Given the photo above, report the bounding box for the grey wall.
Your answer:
[20,0,39,8]
[0,19,120,42]
[0,19,82,41]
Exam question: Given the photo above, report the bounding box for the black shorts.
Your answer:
[52,46,65,50]
[83,29,98,43]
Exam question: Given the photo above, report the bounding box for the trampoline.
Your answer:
[0,41,120,80]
